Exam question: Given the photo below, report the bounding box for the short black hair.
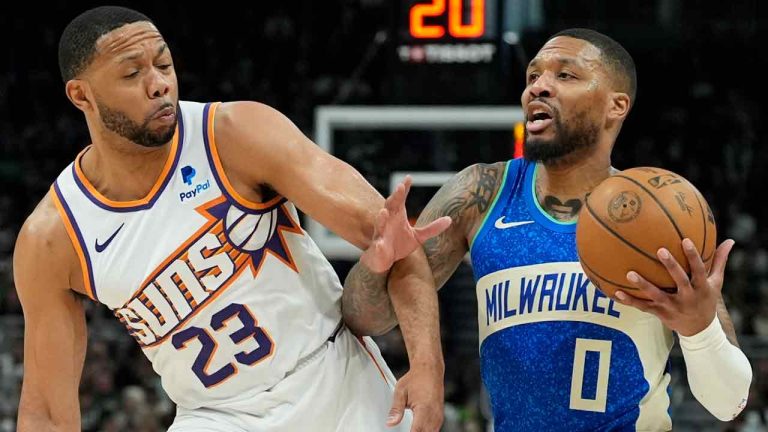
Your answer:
[58,6,153,82]
[549,28,637,105]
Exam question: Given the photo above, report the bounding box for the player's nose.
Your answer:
[528,72,556,99]
[147,69,171,99]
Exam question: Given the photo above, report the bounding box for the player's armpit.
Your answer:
[213,101,382,249]
[416,162,506,289]
[13,194,87,432]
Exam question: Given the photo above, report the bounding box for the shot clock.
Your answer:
[397,0,498,64]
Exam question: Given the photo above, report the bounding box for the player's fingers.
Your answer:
[682,238,707,290]
[657,248,692,293]
[385,183,405,214]
[626,271,669,305]
[414,216,452,244]
[709,239,735,279]
[387,382,407,427]
[402,175,413,201]
[374,208,389,238]
[614,290,656,314]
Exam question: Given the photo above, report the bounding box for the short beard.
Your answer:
[523,110,599,166]
[98,101,176,148]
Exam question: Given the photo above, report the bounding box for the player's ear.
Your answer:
[607,91,631,122]
[65,79,94,113]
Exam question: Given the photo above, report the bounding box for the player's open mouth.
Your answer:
[526,112,552,133]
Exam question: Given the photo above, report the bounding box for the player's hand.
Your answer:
[387,365,444,432]
[360,175,452,274]
[614,238,735,336]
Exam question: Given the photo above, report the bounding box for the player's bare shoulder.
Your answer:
[211,101,303,188]
[415,161,506,289]
[418,161,507,238]
[13,191,80,294]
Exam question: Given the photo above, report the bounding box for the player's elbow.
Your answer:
[342,312,397,337]
[18,410,76,432]
[695,367,752,422]
[17,394,80,432]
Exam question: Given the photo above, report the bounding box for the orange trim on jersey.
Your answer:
[129,195,229,301]
[120,195,301,348]
[144,262,251,348]
[73,126,179,208]
[205,102,284,210]
[50,186,96,301]
[357,336,390,385]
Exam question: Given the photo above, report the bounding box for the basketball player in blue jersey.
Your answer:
[344,29,753,430]
[12,6,451,432]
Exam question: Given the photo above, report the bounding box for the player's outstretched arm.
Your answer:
[13,193,88,432]
[340,162,505,429]
[214,101,449,431]
[342,162,506,340]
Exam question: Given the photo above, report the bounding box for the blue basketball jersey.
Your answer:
[470,159,674,431]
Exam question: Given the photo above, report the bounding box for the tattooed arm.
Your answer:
[417,162,506,288]
[342,162,505,330]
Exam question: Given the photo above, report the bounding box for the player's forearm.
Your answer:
[716,295,740,347]
[387,250,445,370]
[680,316,752,421]
[342,261,398,336]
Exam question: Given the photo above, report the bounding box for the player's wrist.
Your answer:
[409,356,445,375]
[678,314,724,349]
[359,252,392,276]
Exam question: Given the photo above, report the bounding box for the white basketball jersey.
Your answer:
[51,101,345,409]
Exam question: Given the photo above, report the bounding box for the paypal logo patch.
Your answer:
[181,165,196,185]
[179,165,210,202]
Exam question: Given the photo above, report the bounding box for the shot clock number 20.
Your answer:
[409,0,487,39]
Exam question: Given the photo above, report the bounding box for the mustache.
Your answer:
[146,102,175,122]
[529,98,558,119]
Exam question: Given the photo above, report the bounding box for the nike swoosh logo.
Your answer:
[95,223,125,253]
[494,217,534,229]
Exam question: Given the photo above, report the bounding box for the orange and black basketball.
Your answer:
[576,167,717,300]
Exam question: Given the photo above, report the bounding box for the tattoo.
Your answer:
[417,162,504,288]
[542,195,583,221]
[716,296,740,347]
[342,262,396,335]
[469,165,499,213]
[342,162,505,334]
[535,180,582,221]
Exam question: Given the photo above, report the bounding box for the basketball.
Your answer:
[224,206,278,252]
[575,167,717,299]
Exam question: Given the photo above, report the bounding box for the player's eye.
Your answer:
[527,73,539,84]
[558,72,575,80]
[124,70,139,79]
[157,64,172,70]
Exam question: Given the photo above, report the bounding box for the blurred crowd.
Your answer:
[2,1,767,431]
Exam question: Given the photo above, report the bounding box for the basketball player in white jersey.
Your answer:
[344,29,753,430]
[13,6,450,432]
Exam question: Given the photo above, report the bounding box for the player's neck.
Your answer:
[81,133,174,202]
[534,152,613,222]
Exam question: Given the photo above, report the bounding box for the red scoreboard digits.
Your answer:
[410,0,486,39]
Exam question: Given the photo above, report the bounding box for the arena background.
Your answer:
[1,1,767,431]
